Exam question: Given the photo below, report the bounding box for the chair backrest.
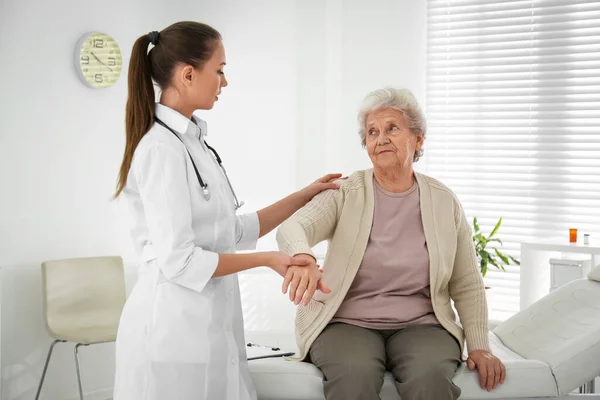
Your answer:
[494,264,600,395]
[41,256,126,344]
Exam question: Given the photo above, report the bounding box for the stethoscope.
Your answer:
[154,117,245,211]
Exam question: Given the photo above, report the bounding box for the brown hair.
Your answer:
[114,21,222,197]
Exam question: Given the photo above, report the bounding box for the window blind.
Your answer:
[426,0,600,320]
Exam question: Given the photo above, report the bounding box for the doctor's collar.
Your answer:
[191,114,208,139]
[154,103,206,140]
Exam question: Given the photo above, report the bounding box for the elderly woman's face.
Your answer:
[365,108,423,171]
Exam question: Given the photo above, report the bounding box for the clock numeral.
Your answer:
[81,55,90,65]
[108,57,116,66]
[83,68,88,73]
[93,39,104,48]
[95,74,103,83]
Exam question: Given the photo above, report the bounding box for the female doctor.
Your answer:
[113,21,336,400]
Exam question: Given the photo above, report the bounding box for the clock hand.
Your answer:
[90,51,113,72]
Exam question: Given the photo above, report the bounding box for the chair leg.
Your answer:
[74,343,89,400]
[35,339,66,400]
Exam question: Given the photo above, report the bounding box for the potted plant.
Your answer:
[472,217,520,313]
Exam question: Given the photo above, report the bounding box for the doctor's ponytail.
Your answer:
[114,33,154,197]
[115,21,222,198]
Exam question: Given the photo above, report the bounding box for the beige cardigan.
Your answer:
[276,169,490,361]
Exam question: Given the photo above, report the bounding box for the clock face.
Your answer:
[75,32,122,89]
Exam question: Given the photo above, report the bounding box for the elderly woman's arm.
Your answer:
[449,199,507,391]
[276,187,344,260]
[276,187,343,305]
[447,200,490,353]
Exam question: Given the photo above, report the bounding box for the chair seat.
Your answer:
[247,332,558,400]
[49,324,118,345]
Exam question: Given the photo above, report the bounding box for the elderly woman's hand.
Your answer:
[282,254,331,306]
[467,350,506,391]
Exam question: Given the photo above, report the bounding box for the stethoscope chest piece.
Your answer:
[154,116,243,210]
[202,186,211,201]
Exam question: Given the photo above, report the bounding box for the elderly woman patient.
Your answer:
[276,87,506,400]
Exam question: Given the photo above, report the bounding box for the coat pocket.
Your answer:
[148,282,212,363]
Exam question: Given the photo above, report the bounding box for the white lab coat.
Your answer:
[114,104,260,400]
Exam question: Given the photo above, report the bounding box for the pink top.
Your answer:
[331,178,439,329]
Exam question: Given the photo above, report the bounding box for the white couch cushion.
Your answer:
[453,333,556,399]
[247,331,557,400]
[493,278,600,395]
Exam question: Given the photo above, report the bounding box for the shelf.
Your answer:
[521,237,600,254]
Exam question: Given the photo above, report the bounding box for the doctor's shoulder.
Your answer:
[134,124,185,156]
[139,122,182,147]
[130,125,187,171]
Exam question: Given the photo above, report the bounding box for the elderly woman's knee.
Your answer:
[321,361,384,400]
[328,359,384,383]
[415,364,456,383]
[397,365,460,399]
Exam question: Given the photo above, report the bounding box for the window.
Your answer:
[426,0,600,320]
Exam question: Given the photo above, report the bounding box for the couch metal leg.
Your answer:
[74,343,89,400]
[35,339,67,400]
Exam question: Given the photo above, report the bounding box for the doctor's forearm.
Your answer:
[212,252,272,277]
[256,191,307,238]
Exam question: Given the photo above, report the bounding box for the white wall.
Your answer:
[0,0,426,399]
[295,0,428,187]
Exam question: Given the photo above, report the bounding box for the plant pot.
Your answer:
[484,286,494,316]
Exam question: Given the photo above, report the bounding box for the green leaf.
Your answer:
[489,217,503,238]
[508,255,521,266]
[474,233,487,248]
[488,238,503,245]
[477,252,486,265]
[489,257,506,272]
[494,248,510,265]
[471,215,518,276]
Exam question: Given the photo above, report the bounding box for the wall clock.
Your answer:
[74,32,122,89]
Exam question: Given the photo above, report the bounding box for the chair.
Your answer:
[35,256,126,400]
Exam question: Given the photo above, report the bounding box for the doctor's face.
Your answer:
[190,40,228,110]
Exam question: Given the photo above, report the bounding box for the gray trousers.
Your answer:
[309,323,462,400]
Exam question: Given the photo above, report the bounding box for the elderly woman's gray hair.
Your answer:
[358,87,427,162]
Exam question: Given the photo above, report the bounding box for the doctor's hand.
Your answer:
[298,173,347,203]
[282,254,330,306]
[467,350,506,392]
[265,251,311,279]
